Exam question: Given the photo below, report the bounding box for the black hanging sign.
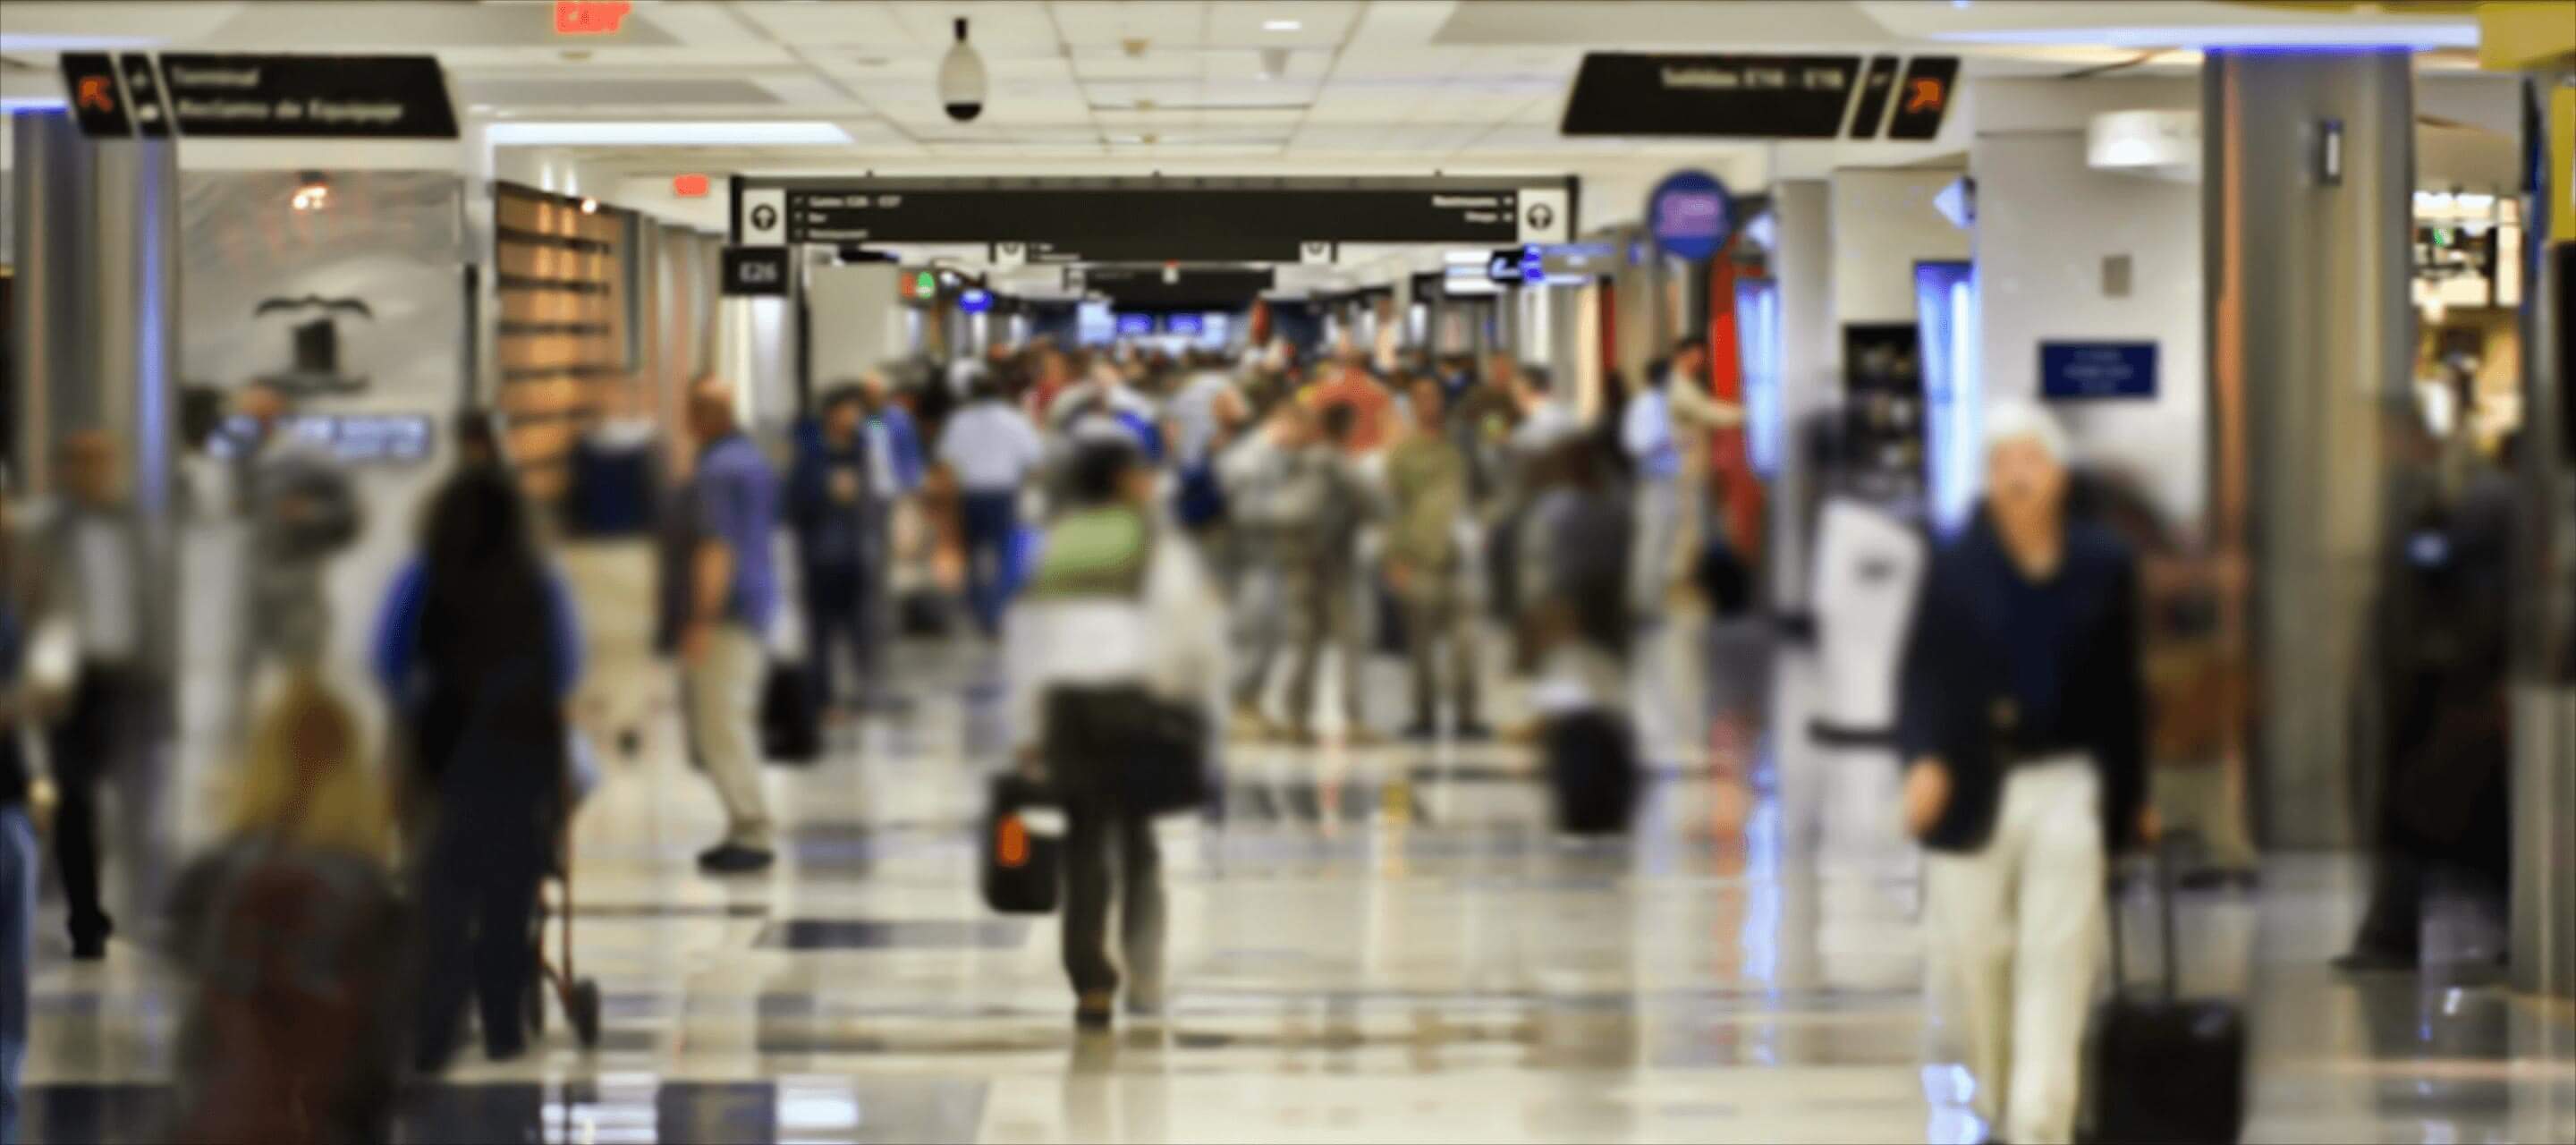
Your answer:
[1846,56,1900,140]
[154,54,460,139]
[59,53,132,138]
[1079,267,1275,309]
[1885,57,1962,141]
[118,55,174,137]
[1010,236,1307,263]
[721,246,793,297]
[783,186,1533,246]
[1560,54,1864,140]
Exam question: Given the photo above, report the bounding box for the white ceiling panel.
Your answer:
[890,2,1067,58]
[1200,1,1363,47]
[1435,0,1893,46]
[0,1,245,49]
[1047,1,1211,49]
[733,2,919,47]
[441,46,805,69]
[1067,53,1206,82]
[8,0,2490,180]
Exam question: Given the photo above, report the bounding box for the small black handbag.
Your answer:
[979,772,1063,914]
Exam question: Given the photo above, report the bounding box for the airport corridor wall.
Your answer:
[174,166,470,784]
[494,181,635,503]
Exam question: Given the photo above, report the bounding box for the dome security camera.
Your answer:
[940,18,987,123]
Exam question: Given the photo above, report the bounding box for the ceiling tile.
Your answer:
[892,2,1067,58]
[1047,1,1208,49]
[1200,1,1361,47]
[732,1,916,47]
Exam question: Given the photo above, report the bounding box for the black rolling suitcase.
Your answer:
[980,773,1063,914]
[1542,708,1640,835]
[2082,843,2246,1144]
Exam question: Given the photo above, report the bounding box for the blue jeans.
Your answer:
[959,492,1020,638]
[0,807,35,1145]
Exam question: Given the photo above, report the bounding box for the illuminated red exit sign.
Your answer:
[673,173,711,198]
[555,1,631,35]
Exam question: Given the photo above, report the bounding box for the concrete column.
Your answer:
[8,109,180,639]
[7,108,182,923]
[10,111,94,492]
[1767,180,1835,610]
[2508,72,2575,999]
[2201,49,2413,848]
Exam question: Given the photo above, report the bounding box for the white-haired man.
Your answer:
[1895,402,2156,1144]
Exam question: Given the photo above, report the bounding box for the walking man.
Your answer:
[675,378,782,875]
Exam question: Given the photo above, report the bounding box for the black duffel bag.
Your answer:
[1046,685,1209,818]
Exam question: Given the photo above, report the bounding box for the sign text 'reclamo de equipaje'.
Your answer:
[59,53,458,139]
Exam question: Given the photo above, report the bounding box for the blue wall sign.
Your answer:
[1165,312,1206,336]
[1114,312,1155,337]
[1521,244,1546,284]
[1645,168,1734,262]
[2038,341,2157,399]
[958,287,993,314]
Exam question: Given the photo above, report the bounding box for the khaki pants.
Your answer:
[2152,763,2259,872]
[1282,557,1364,734]
[683,623,771,847]
[1924,760,2106,1145]
[1401,580,1479,728]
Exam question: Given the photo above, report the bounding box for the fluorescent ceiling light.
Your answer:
[1263,20,1301,31]
[0,97,70,112]
[484,121,853,146]
[1931,23,2475,49]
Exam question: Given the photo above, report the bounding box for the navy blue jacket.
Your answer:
[1896,511,2147,854]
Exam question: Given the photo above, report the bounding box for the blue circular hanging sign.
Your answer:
[1646,169,1735,263]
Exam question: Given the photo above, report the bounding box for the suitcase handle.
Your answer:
[2106,837,2182,1000]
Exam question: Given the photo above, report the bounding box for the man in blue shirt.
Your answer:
[680,377,781,874]
[790,385,905,717]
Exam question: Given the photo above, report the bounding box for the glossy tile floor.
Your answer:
[21,544,2576,1144]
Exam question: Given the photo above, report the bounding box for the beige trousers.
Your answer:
[684,623,771,848]
[1923,759,2106,1145]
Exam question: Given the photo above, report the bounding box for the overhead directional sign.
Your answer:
[1886,56,1962,140]
[119,54,173,136]
[733,177,1576,250]
[992,237,1303,264]
[59,54,131,138]
[1081,267,1275,309]
[1560,52,1959,140]
[153,54,459,138]
[1847,55,1899,139]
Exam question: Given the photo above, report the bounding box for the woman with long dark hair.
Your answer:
[370,465,582,1068]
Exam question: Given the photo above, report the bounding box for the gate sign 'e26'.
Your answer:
[722,246,792,296]
[1646,169,1734,262]
[2038,341,2157,400]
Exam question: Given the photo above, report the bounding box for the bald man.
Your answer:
[674,378,782,875]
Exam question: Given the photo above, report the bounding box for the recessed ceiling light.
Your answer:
[1264,20,1301,31]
